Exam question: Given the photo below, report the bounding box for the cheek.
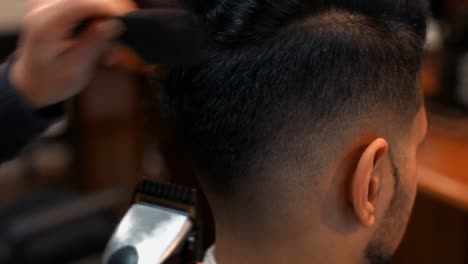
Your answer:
[410,151,420,192]
[400,149,420,211]
[380,152,419,253]
[404,147,419,190]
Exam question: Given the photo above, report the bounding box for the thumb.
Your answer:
[68,20,124,69]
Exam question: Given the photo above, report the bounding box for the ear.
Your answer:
[350,138,389,227]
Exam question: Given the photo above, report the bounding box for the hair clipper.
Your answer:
[103,180,203,264]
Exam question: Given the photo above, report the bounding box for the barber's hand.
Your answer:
[10,0,137,108]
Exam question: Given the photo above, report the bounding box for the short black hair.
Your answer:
[163,0,429,197]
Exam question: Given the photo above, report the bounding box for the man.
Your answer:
[164,0,430,263]
[0,0,135,162]
[2,0,429,263]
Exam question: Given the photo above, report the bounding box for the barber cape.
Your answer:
[203,246,217,264]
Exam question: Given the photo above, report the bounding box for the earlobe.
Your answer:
[350,138,388,228]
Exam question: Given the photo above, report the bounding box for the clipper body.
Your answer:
[103,181,201,264]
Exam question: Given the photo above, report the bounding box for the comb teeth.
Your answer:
[137,180,197,206]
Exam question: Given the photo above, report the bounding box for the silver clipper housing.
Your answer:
[103,181,201,264]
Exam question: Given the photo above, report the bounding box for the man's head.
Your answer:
[163,1,429,263]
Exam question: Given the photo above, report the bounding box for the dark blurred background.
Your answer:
[0,0,466,263]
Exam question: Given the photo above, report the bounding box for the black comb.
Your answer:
[116,9,206,65]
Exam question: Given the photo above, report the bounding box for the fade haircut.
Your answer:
[163,0,429,199]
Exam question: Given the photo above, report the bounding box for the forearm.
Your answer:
[0,59,63,163]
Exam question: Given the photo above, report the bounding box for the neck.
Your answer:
[213,226,362,264]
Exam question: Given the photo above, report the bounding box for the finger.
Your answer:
[66,20,123,70]
[27,0,57,10]
[27,0,134,48]
[80,19,125,42]
[50,0,137,27]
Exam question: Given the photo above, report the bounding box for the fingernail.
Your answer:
[98,20,125,40]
